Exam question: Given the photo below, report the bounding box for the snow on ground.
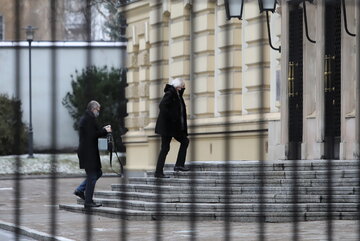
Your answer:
[0,153,122,175]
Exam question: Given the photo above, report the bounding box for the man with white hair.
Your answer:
[154,78,190,178]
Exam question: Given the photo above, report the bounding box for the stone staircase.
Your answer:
[59,160,360,222]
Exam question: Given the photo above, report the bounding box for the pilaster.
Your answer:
[340,0,357,159]
[125,25,140,132]
[242,1,270,115]
[277,0,290,159]
[216,2,242,116]
[192,0,216,118]
[314,0,326,158]
[302,1,318,159]
[355,0,360,158]
[148,1,170,124]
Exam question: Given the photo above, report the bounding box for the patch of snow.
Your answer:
[0,153,120,175]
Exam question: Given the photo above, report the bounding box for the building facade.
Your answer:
[270,0,360,161]
[121,0,281,170]
[122,0,360,171]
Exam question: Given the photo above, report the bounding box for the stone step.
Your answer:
[163,160,360,172]
[127,177,359,187]
[60,160,360,222]
[93,191,358,203]
[87,198,359,212]
[59,204,358,222]
[111,184,359,195]
[146,170,359,180]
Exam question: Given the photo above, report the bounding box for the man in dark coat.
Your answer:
[154,78,190,178]
[74,100,111,208]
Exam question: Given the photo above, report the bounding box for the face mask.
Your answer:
[93,110,100,118]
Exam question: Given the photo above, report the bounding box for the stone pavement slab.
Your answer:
[0,176,359,240]
[0,228,35,241]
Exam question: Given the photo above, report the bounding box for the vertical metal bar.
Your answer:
[28,39,34,158]
[189,3,197,240]
[291,100,299,241]
[326,160,333,241]
[356,0,360,240]
[154,0,163,240]
[292,167,299,241]
[120,159,128,241]
[224,4,231,241]
[13,0,22,240]
[118,3,128,240]
[292,160,299,241]
[258,10,266,241]
[49,0,58,239]
[85,1,93,240]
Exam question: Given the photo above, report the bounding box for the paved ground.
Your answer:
[0,229,35,240]
[0,176,359,241]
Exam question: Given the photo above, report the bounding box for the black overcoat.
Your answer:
[155,84,188,136]
[77,111,107,170]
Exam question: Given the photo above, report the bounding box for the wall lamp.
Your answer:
[225,0,281,52]
[225,0,245,20]
[258,0,281,52]
[303,0,316,43]
[341,0,356,37]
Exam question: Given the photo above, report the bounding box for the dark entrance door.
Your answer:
[324,1,341,159]
[288,5,303,160]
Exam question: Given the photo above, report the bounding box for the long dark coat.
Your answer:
[77,110,107,170]
[155,84,188,136]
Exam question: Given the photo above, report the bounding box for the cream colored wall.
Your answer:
[123,0,277,170]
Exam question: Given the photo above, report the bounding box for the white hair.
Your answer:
[87,100,100,111]
[169,78,184,88]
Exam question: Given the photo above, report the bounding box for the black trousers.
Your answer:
[155,133,189,174]
[84,168,102,204]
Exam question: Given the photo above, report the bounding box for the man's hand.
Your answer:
[104,125,112,133]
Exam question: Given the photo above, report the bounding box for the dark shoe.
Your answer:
[154,173,170,178]
[74,190,85,200]
[84,202,102,208]
[174,166,190,172]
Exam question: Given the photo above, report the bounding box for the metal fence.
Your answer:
[4,0,360,240]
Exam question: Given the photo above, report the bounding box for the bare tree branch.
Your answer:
[61,0,125,40]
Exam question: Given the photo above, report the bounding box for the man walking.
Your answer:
[154,78,190,178]
[74,100,111,208]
